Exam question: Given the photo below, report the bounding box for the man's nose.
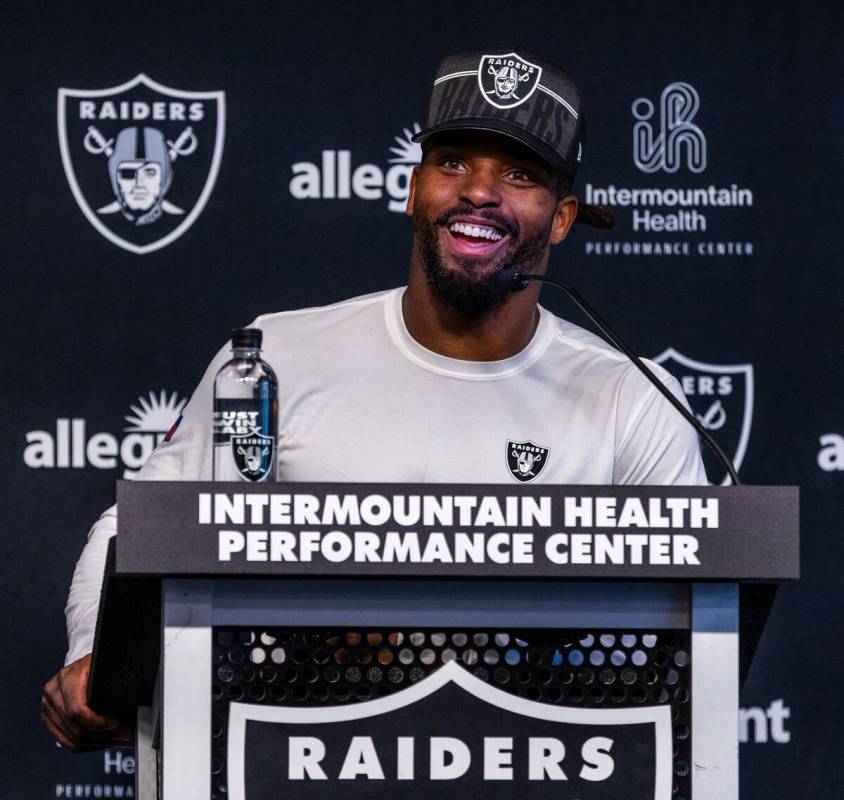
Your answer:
[458,165,502,207]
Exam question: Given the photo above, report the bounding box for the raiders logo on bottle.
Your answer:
[506,440,549,483]
[231,429,275,482]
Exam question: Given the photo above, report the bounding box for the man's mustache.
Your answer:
[434,206,519,239]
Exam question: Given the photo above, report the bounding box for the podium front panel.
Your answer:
[158,578,736,800]
[211,625,691,799]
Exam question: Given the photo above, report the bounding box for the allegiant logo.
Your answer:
[288,124,422,213]
[23,390,185,479]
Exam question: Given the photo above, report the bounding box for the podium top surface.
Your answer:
[114,481,799,581]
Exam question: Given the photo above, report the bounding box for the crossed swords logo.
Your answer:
[83,124,197,217]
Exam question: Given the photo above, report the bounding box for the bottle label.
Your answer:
[213,399,275,482]
[213,400,265,444]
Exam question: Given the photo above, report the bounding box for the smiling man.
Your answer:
[42,48,706,752]
[404,129,572,360]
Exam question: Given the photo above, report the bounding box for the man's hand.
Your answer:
[41,654,134,752]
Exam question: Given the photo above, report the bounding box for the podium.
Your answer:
[90,481,799,800]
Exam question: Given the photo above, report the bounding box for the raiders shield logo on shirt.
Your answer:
[506,440,549,483]
[478,52,542,109]
[231,430,275,482]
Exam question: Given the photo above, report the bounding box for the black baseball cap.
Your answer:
[414,49,614,228]
[415,49,584,176]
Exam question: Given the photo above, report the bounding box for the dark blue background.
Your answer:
[2,1,841,796]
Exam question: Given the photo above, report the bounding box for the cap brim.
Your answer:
[413,118,571,175]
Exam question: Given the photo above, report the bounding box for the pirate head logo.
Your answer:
[478,52,542,109]
[85,125,198,225]
[507,440,550,483]
[654,348,754,485]
[231,429,275,482]
[58,74,225,254]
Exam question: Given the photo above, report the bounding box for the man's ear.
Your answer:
[549,194,578,244]
[406,166,420,217]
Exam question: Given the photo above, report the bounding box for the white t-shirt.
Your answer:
[65,287,707,663]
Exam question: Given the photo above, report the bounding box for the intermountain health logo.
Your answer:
[632,82,706,174]
[55,749,135,798]
[23,390,186,478]
[289,124,422,213]
[58,74,225,254]
[653,349,754,485]
[583,82,754,258]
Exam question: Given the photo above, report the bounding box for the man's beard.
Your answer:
[414,206,551,314]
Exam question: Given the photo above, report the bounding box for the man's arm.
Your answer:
[613,366,709,486]
[42,339,229,749]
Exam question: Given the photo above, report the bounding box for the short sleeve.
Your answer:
[613,368,709,486]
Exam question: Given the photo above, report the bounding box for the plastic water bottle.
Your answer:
[212,328,278,481]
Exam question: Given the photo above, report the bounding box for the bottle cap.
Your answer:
[231,328,262,350]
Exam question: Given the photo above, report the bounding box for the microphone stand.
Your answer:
[499,269,740,486]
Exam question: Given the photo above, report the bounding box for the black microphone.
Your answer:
[498,269,740,485]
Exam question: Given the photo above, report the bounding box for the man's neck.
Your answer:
[402,267,543,361]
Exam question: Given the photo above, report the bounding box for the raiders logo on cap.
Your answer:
[506,440,549,483]
[478,52,542,109]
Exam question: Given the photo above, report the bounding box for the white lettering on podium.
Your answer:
[283,736,615,781]
[217,529,700,566]
[198,493,211,524]
[397,737,415,780]
[561,496,718,529]
[289,737,328,780]
[338,737,385,780]
[484,737,513,780]
[528,738,566,780]
[202,493,553,528]
[579,737,615,781]
[430,738,471,780]
[218,530,244,560]
[544,533,699,565]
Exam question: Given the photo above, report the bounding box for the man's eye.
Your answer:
[439,157,465,170]
[508,169,535,182]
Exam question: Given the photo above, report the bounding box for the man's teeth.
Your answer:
[448,222,504,241]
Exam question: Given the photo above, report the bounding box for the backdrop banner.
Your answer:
[2,2,841,798]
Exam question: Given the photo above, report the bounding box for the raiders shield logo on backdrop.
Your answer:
[231,430,275,482]
[478,52,542,109]
[58,74,225,254]
[226,661,672,800]
[653,348,754,485]
[507,440,549,483]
